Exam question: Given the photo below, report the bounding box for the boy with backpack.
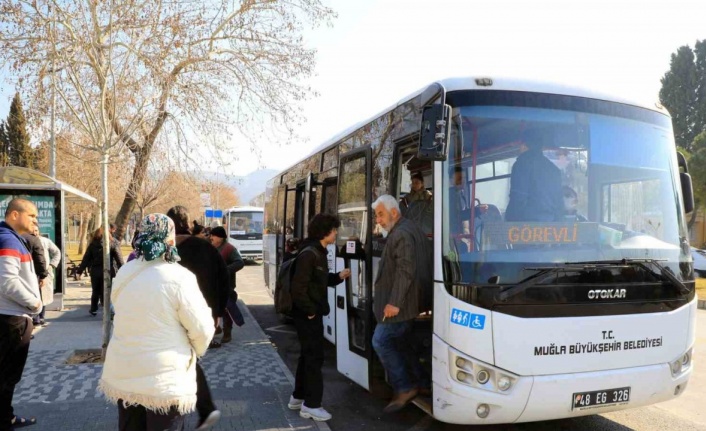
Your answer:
[284,213,350,422]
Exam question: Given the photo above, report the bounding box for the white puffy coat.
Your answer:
[98,258,214,414]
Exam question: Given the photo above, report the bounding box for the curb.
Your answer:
[238,300,332,431]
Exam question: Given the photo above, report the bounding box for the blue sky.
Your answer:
[2,0,706,176]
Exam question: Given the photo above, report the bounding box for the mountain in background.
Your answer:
[201,168,278,207]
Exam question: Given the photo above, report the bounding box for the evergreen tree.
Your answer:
[5,92,33,168]
[688,132,706,210]
[0,121,9,166]
[694,40,706,141]
[659,45,698,150]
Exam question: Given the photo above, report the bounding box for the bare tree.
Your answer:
[1,0,335,237]
[157,171,204,216]
[132,149,174,221]
[1,0,334,354]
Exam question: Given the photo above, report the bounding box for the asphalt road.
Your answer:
[237,263,706,431]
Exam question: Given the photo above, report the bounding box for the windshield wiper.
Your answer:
[594,258,690,295]
[496,259,690,302]
[496,264,612,302]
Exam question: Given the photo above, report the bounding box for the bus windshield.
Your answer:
[228,211,264,236]
[442,100,689,285]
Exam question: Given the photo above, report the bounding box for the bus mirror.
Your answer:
[681,172,695,214]
[677,151,694,213]
[418,104,451,161]
[677,151,688,172]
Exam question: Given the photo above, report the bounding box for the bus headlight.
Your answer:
[476,403,490,418]
[681,351,691,367]
[451,349,518,394]
[670,347,693,377]
[497,376,512,391]
[477,369,490,385]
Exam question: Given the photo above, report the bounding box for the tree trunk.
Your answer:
[101,152,112,360]
[114,147,152,240]
[78,212,88,254]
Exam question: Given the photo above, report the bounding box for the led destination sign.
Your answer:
[481,222,599,246]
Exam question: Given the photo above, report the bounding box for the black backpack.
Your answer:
[274,246,319,315]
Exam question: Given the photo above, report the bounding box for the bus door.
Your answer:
[294,182,306,240]
[322,178,339,344]
[303,172,317,232]
[266,184,288,296]
[335,147,373,390]
[293,172,318,243]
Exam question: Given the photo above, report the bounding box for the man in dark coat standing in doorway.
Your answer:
[371,194,432,414]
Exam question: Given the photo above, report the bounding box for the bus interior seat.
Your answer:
[474,201,503,251]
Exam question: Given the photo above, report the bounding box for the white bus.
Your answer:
[222,206,264,261]
[262,76,697,424]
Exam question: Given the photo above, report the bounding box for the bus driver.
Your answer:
[504,133,564,222]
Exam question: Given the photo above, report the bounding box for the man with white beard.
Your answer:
[370,195,432,414]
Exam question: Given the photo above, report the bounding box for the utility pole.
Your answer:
[48,5,56,178]
[49,65,56,177]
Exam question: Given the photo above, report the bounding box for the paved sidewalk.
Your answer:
[13,278,330,431]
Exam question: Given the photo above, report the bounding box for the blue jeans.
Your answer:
[372,320,425,393]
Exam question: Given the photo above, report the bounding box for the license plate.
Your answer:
[572,387,630,410]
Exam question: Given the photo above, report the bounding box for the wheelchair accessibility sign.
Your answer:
[451,308,486,330]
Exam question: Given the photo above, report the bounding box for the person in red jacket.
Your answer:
[208,226,244,343]
[0,198,42,430]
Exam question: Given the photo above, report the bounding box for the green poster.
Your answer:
[0,194,56,242]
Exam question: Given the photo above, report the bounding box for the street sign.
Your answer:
[200,192,211,207]
[205,209,223,218]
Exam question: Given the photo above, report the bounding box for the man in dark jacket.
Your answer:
[209,226,244,343]
[167,208,229,325]
[21,229,48,326]
[504,134,564,222]
[372,195,432,413]
[288,213,350,422]
[166,206,227,430]
[77,227,124,316]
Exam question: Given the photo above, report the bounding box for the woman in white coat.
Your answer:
[99,213,214,431]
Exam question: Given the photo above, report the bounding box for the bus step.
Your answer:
[411,395,432,416]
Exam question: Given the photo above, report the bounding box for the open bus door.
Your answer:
[335,147,373,390]
[303,172,316,230]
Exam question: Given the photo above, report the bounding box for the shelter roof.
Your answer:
[0,166,97,203]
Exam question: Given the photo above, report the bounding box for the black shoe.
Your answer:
[89,310,97,316]
[383,388,419,413]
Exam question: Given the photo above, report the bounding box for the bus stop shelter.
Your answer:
[0,166,97,311]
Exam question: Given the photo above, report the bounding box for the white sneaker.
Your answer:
[300,404,332,421]
[288,395,304,410]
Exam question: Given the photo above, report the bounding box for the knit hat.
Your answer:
[210,226,227,239]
